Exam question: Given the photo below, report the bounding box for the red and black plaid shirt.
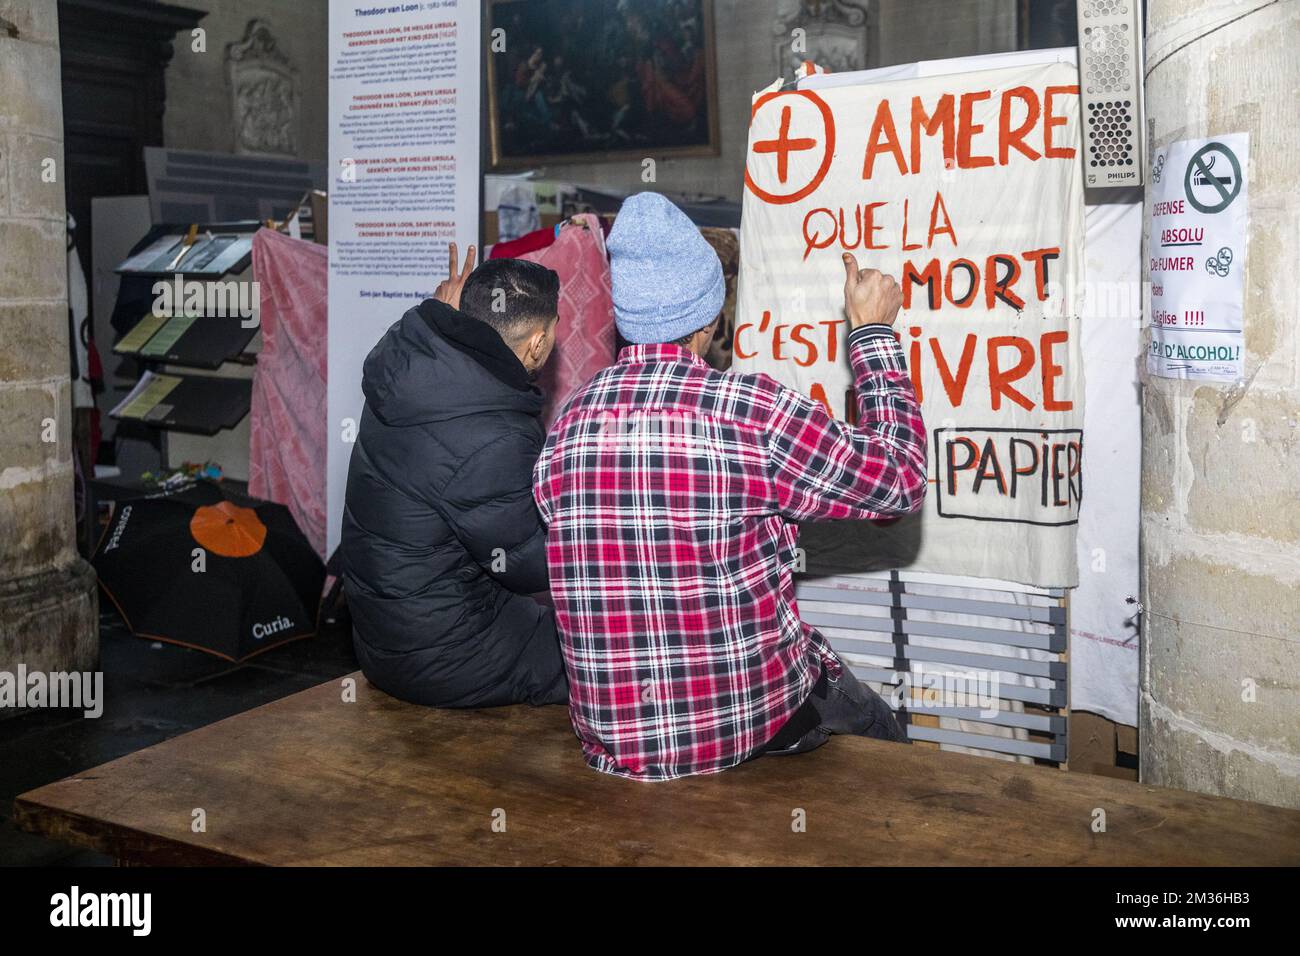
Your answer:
[533,325,927,780]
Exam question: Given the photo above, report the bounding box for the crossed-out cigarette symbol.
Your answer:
[1205,246,1232,277]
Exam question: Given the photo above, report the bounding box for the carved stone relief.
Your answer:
[773,0,873,79]
[225,19,299,157]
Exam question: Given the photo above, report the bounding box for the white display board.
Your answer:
[1074,200,1141,725]
[326,1,481,552]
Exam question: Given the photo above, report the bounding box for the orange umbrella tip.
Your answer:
[190,502,267,558]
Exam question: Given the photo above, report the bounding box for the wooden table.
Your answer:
[14,673,1300,866]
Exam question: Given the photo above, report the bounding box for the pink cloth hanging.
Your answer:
[519,214,616,427]
[249,228,328,558]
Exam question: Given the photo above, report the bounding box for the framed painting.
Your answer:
[487,0,720,168]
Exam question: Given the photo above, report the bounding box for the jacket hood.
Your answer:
[361,299,543,427]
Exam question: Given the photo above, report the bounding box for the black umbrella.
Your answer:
[93,482,325,661]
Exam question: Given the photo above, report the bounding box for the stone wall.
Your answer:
[0,0,98,694]
[164,0,329,162]
[155,0,1016,191]
[1141,0,1300,809]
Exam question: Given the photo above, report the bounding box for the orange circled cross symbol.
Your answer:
[744,90,835,206]
[752,105,817,184]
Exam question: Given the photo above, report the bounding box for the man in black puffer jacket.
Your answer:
[341,252,568,707]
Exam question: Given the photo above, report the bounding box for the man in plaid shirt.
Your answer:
[534,193,927,780]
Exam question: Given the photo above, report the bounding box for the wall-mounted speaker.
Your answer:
[1076,0,1144,189]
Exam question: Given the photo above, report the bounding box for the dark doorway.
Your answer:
[57,0,206,290]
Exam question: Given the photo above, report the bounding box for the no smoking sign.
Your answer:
[1183,141,1242,214]
[1149,132,1250,383]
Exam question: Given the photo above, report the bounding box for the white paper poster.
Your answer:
[1147,133,1249,382]
[734,62,1086,587]
[326,1,481,553]
[1073,200,1141,725]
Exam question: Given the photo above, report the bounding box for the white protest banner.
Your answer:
[1147,133,1249,382]
[326,1,480,552]
[734,63,1086,587]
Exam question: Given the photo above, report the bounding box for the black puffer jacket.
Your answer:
[341,298,567,707]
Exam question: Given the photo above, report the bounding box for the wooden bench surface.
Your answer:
[14,672,1300,866]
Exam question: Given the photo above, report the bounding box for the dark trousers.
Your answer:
[766,653,908,756]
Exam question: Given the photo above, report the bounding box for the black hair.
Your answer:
[673,313,722,348]
[459,258,560,344]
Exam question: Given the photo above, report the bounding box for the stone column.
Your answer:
[1141,0,1300,808]
[0,0,98,697]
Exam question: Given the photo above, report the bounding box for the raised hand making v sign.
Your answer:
[434,242,477,309]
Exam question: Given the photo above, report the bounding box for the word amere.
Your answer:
[862,85,1078,179]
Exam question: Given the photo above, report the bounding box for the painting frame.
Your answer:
[486,0,721,169]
